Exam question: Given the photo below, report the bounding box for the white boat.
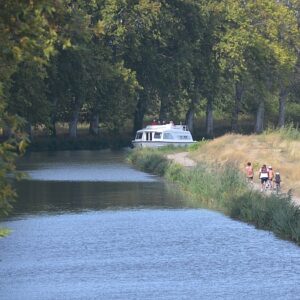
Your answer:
[132,122,196,148]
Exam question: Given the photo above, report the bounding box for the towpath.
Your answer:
[167,152,300,206]
[166,152,196,167]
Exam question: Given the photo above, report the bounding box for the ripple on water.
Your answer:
[1,209,300,300]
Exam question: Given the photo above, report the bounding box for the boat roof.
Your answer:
[137,124,190,133]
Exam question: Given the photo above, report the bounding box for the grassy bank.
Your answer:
[128,148,300,245]
[190,125,300,197]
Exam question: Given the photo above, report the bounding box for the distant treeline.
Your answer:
[1,0,300,143]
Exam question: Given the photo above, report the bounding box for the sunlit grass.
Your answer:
[189,128,300,196]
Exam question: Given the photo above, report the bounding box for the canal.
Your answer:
[0,150,300,299]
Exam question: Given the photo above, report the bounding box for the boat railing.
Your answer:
[145,124,189,131]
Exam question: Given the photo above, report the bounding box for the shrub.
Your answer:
[127,149,170,176]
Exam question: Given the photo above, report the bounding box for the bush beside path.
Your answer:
[167,151,300,207]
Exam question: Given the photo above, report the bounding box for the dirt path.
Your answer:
[167,152,300,206]
[166,152,196,167]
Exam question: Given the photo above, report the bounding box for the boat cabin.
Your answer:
[132,123,194,148]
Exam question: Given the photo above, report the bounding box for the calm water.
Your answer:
[0,150,300,300]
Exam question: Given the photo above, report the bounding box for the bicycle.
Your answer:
[275,181,281,195]
[265,180,271,190]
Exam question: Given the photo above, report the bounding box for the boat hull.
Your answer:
[132,140,195,148]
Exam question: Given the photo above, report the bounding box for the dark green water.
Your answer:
[0,150,300,300]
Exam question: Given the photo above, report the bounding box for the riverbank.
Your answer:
[168,151,300,207]
[128,147,300,245]
[189,126,300,197]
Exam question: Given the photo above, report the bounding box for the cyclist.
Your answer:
[259,164,269,191]
[275,172,281,194]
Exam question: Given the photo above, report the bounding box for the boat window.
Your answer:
[136,132,143,139]
[154,132,162,139]
[163,132,173,140]
[179,135,190,140]
[146,132,152,141]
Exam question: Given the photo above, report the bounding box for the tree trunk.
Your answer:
[185,88,200,134]
[255,101,265,133]
[89,113,99,136]
[185,107,195,134]
[69,101,80,138]
[159,97,168,123]
[2,125,13,139]
[133,94,147,135]
[26,122,33,140]
[231,82,243,132]
[49,114,57,137]
[50,98,57,137]
[206,98,214,138]
[278,88,288,128]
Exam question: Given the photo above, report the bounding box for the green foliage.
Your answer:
[8,62,50,127]
[3,0,300,141]
[286,102,300,124]
[188,140,207,152]
[0,228,12,238]
[0,0,63,220]
[278,124,300,140]
[127,149,170,176]
[228,191,300,244]
[165,162,185,183]
[0,111,27,219]
[264,123,300,140]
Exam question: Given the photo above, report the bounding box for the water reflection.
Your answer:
[13,181,184,215]
[18,150,156,182]
[12,150,185,215]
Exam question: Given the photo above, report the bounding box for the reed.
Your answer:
[127,148,170,176]
[268,123,300,141]
[227,191,300,244]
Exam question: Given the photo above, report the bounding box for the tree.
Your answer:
[8,62,49,137]
[212,0,299,133]
[97,0,166,132]
[0,0,63,225]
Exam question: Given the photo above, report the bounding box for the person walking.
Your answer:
[245,162,254,183]
[268,166,274,189]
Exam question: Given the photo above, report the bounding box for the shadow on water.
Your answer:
[12,180,187,215]
[11,149,187,216]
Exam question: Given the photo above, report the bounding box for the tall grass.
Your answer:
[129,148,300,245]
[228,191,300,243]
[165,161,249,210]
[265,123,300,140]
[127,148,170,176]
[278,124,300,140]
